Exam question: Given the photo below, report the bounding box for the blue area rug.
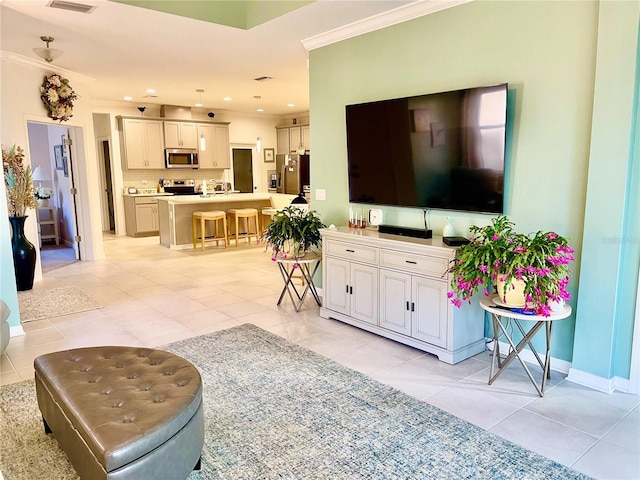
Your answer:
[0,324,591,479]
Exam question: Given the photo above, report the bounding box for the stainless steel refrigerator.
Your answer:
[276,154,309,195]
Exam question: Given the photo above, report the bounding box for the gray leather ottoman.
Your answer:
[34,346,204,480]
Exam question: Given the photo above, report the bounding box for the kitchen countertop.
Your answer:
[157,192,271,204]
[123,192,174,197]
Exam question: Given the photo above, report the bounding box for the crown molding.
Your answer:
[301,0,472,52]
[0,51,94,84]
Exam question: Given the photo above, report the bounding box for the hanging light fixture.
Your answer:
[194,89,206,150]
[33,36,64,63]
[195,89,204,108]
[254,96,262,152]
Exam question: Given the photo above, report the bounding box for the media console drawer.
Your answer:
[379,249,448,278]
[323,239,378,264]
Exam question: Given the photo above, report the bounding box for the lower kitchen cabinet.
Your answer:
[320,227,484,364]
[124,196,160,237]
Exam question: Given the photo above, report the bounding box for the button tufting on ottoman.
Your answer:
[34,346,204,480]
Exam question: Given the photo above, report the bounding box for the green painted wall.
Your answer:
[114,0,313,29]
[572,0,640,379]
[309,0,638,369]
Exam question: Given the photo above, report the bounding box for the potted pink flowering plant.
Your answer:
[446,216,574,316]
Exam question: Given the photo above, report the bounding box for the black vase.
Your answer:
[9,216,36,291]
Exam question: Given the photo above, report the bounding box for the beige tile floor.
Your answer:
[1,234,638,479]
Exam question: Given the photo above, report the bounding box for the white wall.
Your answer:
[1,54,105,326]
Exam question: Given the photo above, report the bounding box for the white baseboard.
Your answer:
[10,324,25,337]
[486,339,633,394]
[566,368,633,394]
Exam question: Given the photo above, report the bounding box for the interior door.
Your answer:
[62,130,80,260]
[101,140,115,232]
[232,148,254,193]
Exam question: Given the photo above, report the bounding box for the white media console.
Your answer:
[320,227,485,364]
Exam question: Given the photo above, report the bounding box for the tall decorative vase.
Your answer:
[9,216,36,291]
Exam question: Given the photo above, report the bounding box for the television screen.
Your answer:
[346,83,508,214]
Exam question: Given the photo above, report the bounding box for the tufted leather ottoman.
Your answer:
[34,346,204,480]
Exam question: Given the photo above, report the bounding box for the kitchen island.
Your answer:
[157,193,294,249]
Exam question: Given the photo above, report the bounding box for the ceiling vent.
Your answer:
[254,76,273,82]
[48,0,96,14]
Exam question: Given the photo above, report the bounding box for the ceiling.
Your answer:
[0,0,418,115]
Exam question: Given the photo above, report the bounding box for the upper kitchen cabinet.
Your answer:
[277,125,310,154]
[197,124,230,169]
[164,121,198,149]
[119,117,165,170]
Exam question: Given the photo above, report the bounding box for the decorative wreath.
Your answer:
[40,73,78,122]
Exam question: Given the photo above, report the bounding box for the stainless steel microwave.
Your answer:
[165,148,199,169]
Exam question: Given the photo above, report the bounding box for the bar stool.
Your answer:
[261,207,277,233]
[192,210,228,251]
[227,208,259,246]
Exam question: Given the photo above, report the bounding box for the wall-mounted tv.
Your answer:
[346,83,508,214]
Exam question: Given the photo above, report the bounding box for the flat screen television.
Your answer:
[346,83,508,214]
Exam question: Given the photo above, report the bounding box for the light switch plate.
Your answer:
[368,208,383,226]
[315,189,326,201]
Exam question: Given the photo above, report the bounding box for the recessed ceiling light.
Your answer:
[223,97,232,102]
[257,108,264,112]
[287,103,295,107]
[145,88,156,94]
[123,96,133,101]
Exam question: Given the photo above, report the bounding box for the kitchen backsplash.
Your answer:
[122,170,228,189]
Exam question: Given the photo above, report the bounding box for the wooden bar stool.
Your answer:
[227,208,259,246]
[192,210,228,251]
[261,207,277,233]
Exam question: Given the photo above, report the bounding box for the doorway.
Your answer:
[97,138,115,232]
[232,149,254,193]
[26,122,79,273]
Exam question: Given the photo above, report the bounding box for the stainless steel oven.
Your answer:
[165,148,199,169]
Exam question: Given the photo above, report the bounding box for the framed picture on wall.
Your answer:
[54,145,64,170]
[264,148,275,163]
[63,155,69,177]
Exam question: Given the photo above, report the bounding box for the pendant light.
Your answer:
[33,36,64,63]
[254,96,262,153]
[196,89,206,150]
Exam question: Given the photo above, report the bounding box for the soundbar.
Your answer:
[378,224,433,239]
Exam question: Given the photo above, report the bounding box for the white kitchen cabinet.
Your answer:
[277,125,309,154]
[164,121,197,149]
[119,118,165,170]
[197,124,230,169]
[302,125,310,151]
[277,127,290,155]
[124,196,160,236]
[320,227,485,364]
[324,257,378,325]
[289,126,302,153]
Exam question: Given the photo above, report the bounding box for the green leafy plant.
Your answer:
[445,215,574,316]
[261,206,326,260]
[2,144,38,217]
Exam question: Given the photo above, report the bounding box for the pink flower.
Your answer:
[451,298,462,308]
[491,234,499,241]
[547,232,557,240]
[478,265,488,273]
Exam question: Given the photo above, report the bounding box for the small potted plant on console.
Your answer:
[445,215,574,316]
